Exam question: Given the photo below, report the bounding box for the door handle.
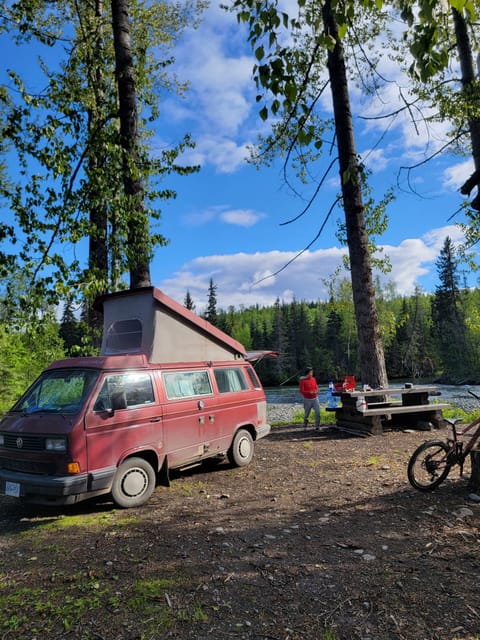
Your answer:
[150,417,161,422]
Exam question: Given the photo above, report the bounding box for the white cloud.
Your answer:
[157,225,470,310]
[220,209,265,226]
[153,5,261,172]
[177,135,251,173]
[422,224,465,247]
[360,147,389,172]
[182,205,265,227]
[442,159,474,190]
[159,247,346,310]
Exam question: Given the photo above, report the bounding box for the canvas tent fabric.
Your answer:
[95,287,246,364]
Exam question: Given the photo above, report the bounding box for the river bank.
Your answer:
[265,382,480,424]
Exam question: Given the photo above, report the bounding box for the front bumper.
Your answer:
[0,467,115,505]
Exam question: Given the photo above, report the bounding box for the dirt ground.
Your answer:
[1,423,480,640]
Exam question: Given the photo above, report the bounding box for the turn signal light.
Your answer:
[67,462,81,474]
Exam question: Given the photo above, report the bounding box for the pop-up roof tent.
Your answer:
[95,287,246,364]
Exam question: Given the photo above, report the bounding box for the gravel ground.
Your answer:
[267,402,303,424]
[1,422,479,640]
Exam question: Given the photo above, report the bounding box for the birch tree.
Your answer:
[0,0,201,329]
[233,0,389,387]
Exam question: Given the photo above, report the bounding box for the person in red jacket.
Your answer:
[299,367,320,430]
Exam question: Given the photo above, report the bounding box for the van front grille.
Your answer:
[0,456,55,475]
[1,433,45,452]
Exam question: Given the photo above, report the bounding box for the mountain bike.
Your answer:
[407,389,480,491]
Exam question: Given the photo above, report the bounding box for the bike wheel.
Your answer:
[407,440,452,491]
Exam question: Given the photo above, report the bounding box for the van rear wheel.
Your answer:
[111,457,156,508]
[228,429,254,467]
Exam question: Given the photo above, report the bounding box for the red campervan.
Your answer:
[0,288,271,508]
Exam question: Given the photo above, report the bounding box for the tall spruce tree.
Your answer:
[205,279,218,327]
[184,290,196,311]
[431,237,468,382]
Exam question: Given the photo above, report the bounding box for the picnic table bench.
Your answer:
[328,385,450,436]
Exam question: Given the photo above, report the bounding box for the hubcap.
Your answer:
[238,437,250,458]
[122,468,147,497]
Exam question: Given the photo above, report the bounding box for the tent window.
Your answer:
[105,319,143,352]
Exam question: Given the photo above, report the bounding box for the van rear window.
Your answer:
[246,366,262,389]
[214,368,249,393]
[163,371,212,400]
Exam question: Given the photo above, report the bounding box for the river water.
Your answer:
[264,382,480,410]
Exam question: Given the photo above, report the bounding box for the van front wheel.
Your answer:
[111,457,156,508]
[228,429,254,467]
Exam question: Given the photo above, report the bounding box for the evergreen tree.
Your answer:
[59,300,83,355]
[184,290,195,311]
[431,237,469,381]
[205,278,218,326]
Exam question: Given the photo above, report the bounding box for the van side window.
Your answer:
[214,368,249,393]
[246,366,262,389]
[93,372,155,411]
[105,319,143,353]
[163,371,212,400]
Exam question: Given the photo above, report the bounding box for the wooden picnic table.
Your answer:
[328,385,450,436]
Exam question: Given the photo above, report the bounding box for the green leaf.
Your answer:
[337,22,348,40]
[255,45,264,61]
[259,106,268,121]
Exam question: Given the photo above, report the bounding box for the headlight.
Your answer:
[45,437,67,452]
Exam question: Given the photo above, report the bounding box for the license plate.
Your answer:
[5,481,21,497]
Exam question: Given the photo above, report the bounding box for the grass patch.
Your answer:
[443,406,480,423]
[272,406,335,427]
[128,577,208,633]
[172,480,208,497]
[0,575,105,636]
[29,511,116,534]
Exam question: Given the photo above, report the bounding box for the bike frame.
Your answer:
[448,414,480,464]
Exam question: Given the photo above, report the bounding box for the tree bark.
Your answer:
[111,0,151,289]
[87,0,109,342]
[452,8,480,209]
[322,1,388,389]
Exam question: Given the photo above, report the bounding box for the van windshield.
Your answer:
[11,369,99,415]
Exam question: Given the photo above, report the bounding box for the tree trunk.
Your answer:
[322,1,388,390]
[111,0,151,289]
[452,8,480,208]
[87,0,109,344]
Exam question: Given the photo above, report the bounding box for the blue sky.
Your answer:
[146,3,476,311]
[3,4,477,312]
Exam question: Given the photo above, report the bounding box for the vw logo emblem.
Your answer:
[16,437,23,449]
